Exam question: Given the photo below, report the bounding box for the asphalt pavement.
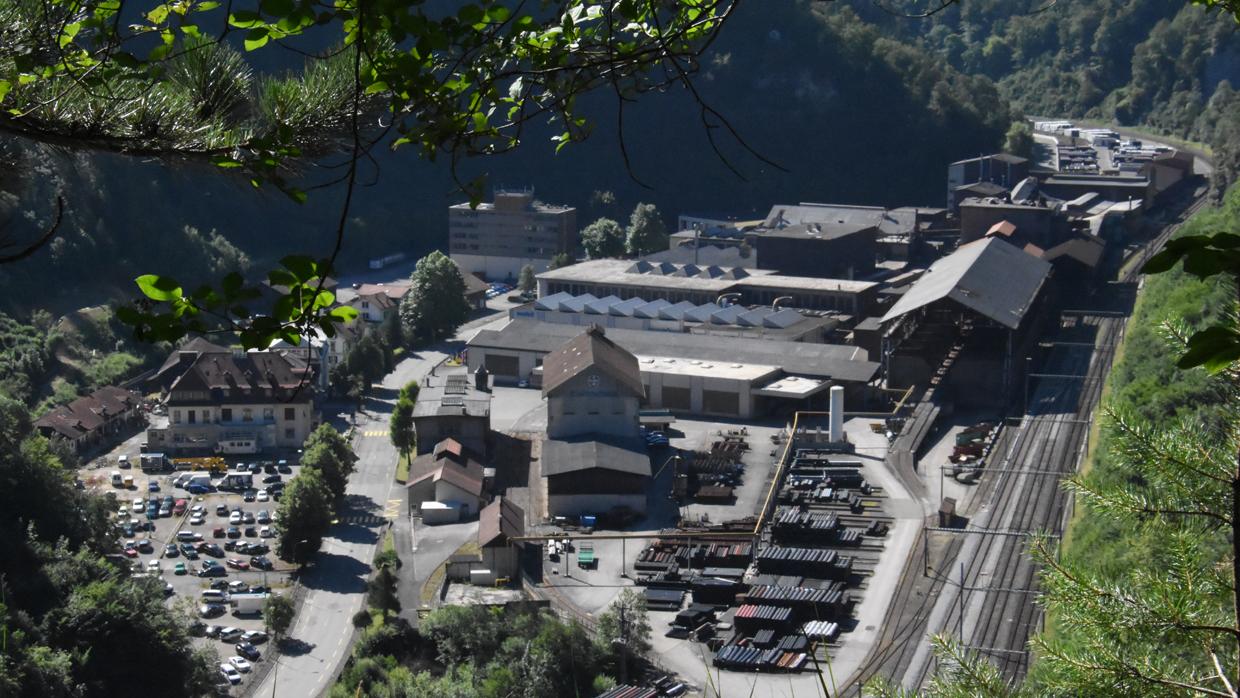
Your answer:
[251,309,505,698]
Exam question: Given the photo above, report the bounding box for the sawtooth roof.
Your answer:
[881,238,1051,330]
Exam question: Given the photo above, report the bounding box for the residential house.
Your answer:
[348,282,413,323]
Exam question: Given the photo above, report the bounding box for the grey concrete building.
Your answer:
[412,368,492,457]
[449,189,577,282]
[540,327,651,517]
[467,319,879,418]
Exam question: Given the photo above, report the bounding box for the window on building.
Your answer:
[187,410,196,424]
[221,408,232,422]
[243,408,253,422]
[264,408,274,420]
[362,301,370,309]
[284,407,295,420]
[172,410,181,424]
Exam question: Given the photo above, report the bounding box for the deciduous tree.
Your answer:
[301,425,357,501]
[399,252,471,343]
[389,398,415,462]
[625,203,669,256]
[581,218,626,259]
[263,593,296,643]
[518,265,537,294]
[276,468,334,562]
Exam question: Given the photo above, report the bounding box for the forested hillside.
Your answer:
[1031,186,1238,690]
[0,0,1010,312]
[839,0,1240,190]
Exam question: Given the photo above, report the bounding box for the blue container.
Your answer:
[580,515,597,528]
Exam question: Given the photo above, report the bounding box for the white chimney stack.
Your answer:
[829,385,845,442]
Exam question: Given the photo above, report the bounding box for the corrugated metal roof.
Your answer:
[880,238,1051,330]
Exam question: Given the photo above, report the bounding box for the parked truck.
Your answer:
[140,453,169,473]
[111,470,124,488]
[231,593,269,615]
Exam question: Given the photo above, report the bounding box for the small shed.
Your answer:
[478,497,525,579]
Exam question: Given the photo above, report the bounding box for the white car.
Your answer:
[132,498,145,511]
[228,656,252,673]
[117,506,129,517]
[258,526,272,538]
[191,505,206,515]
[256,490,269,502]
[241,630,268,644]
[229,511,242,525]
[189,514,205,525]
[218,663,241,685]
[146,559,160,573]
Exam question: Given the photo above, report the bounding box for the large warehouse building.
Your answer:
[536,259,878,315]
[466,319,879,418]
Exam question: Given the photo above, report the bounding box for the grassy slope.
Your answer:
[1034,187,1238,668]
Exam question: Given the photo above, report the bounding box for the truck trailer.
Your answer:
[230,593,269,615]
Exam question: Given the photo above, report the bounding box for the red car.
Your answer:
[122,547,139,558]
[213,527,225,538]
[225,558,250,571]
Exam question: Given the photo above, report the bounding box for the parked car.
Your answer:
[259,526,273,538]
[256,490,269,502]
[201,543,224,557]
[146,559,160,573]
[136,539,154,553]
[229,511,242,525]
[174,562,187,575]
[243,490,257,502]
[228,580,248,594]
[250,556,273,570]
[262,474,282,484]
[228,656,252,673]
[244,527,257,538]
[234,642,260,660]
[200,604,226,618]
[188,620,207,637]
[187,484,211,495]
[164,543,179,557]
[198,565,227,578]
[216,504,229,516]
[226,558,250,571]
[277,461,291,474]
[218,664,241,685]
[241,630,268,644]
[227,527,241,539]
[219,627,244,642]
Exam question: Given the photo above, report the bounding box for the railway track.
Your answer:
[837,189,1212,694]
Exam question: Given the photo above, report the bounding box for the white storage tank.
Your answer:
[469,568,496,586]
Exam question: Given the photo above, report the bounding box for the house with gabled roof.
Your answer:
[35,386,144,454]
[540,326,651,517]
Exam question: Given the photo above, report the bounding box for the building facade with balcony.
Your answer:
[147,347,317,454]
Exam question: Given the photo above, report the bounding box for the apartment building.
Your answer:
[449,189,577,281]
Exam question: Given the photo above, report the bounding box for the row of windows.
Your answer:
[173,407,297,425]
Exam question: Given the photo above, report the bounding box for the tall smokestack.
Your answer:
[829,385,844,442]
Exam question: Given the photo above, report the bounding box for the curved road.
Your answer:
[252,309,503,698]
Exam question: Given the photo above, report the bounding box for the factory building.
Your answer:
[449,189,577,281]
[880,237,1052,408]
[512,292,838,343]
[540,327,651,517]
[536,259,878,315]
[466,319,879,418]
[411,367,492,457]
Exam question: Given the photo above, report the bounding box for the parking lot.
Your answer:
[88,455,304,692]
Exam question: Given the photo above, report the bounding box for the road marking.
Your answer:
[382,498,402,520]
[362,430,389,437]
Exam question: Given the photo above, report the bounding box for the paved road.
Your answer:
[252,310,505,698]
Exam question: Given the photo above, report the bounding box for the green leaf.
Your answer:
[244,27,270,50]
[135,274,183,302]
[260,0,294,17]
[0,80,9,104]
[280,255,319,282]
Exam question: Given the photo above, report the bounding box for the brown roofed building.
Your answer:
[35,386,144,454]
[348,281,413,323]
[543,325,644,440]
[540,326,650,517]
[146,349,316,454]
[478,497,525,578]
[405,444,488,520]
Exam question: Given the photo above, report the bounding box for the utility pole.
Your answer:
[618,603,628,685]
